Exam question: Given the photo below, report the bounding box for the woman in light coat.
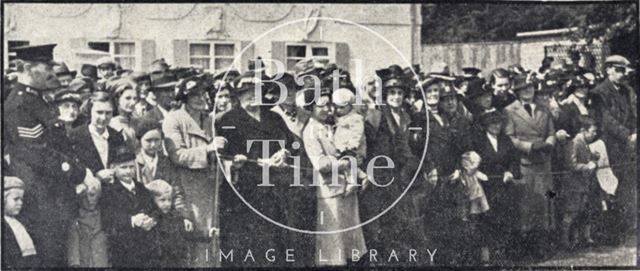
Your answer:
[162,77,224,267]
[301,89,366,266]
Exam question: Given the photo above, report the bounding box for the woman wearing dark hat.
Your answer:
[215,72,300,266]
[109,79,141,151]
[53,89,83,134]
[464,78,495,116]
[471,110,521,264]
[418,76,474,265]
[360,75,424,262]
[162,76,225,267]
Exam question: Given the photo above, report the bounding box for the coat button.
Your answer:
[61,162,70,172]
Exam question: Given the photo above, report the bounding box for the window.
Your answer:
[7,40,30,63]
[87,41,136,70]
[188,42,236,72]
[285,44,331,71]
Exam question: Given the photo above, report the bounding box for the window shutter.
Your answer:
[240,41,255,72]
[139,39,156,72]
[172,39,189,67]
[271,41,285,74]
[336,42,350,71]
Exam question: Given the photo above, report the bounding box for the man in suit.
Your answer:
[504,75,556,259]
[590,55,637,239]
[3,44,100,267]
[101,146,156,267]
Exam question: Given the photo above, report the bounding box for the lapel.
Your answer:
[510,101,546,135]
[112,180,138,205]
[482,133,498,154]
[177,108,211,142]
[79,124,104,171]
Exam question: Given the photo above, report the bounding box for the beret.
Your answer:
[135,118,163,139]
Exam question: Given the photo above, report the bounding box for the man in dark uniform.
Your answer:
[590,55,637,242]
[3,44,100,267]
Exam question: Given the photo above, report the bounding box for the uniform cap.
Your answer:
[11,44,56,63]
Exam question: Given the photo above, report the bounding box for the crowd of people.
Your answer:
[2,43,637,268]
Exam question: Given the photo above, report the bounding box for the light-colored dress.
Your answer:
[302,117,367,266]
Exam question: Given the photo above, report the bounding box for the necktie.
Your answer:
[524,104,533,117]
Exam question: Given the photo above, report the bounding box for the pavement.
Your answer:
[534,233,636,267]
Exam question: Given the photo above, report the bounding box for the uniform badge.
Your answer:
[62,162,70,172]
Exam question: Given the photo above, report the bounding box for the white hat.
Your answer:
[332,88,355,106]
[96,56,116,68]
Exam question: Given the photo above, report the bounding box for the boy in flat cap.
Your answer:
[2,176,40,269]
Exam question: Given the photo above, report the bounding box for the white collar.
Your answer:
[89,124,109,139]
[120,180,136,192]
[4,216,37,257]
[140,151,158,165]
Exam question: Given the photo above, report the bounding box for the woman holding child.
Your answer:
[301,87,367,266]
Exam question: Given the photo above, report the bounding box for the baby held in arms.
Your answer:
[332,88,370,194]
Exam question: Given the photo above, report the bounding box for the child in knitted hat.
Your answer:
[332,88,369,194]
[2,176,39,268]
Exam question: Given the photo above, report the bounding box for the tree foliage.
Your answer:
[422,3,637,45]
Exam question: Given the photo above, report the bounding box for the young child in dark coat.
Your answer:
[146,179,195,268]
[101,146,157,268]
[2,176,40,268]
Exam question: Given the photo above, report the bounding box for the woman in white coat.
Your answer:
[301,89,366,266]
